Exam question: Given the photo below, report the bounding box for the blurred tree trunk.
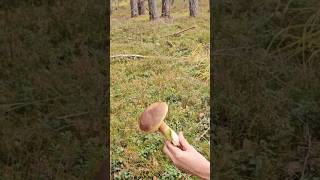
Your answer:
[138,0,145,15]
[189,0,198,17]
[115,0,119,10]
[161,0,170,18]
[148,0,158,20]
[130,0,139,17]
[110,0,112,15]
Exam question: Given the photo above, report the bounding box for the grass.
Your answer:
[110,0,210,179]
[1,1,106,179]
[213,0,320,179]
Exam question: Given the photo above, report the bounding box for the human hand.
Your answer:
[163,132,210,180]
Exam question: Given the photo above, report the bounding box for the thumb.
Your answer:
[178,132,192,150]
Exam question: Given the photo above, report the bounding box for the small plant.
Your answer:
[139,143,158,159]
[160,164,184,179]
[111,159,124,173]
[114,170,134,180]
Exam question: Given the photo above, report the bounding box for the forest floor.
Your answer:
[1,1,106,179]
[110,0,210,179]
[213,1,320,179]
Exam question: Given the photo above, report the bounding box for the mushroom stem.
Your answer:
[159,123,170,139]
[159,123,180,146]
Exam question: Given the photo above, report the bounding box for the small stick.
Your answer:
[196,127,210,141]
[1,97,64,112]
[162,26,196,37]
[110,54,190,61]
[56,111,90,120]
[111,54,146,59]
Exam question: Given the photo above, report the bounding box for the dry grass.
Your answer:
[0,0,106,179]
[213,0,320,179]
[110,0,210,179]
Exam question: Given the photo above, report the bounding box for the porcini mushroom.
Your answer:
[139,102,180,146]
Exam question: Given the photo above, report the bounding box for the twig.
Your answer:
[196,127,210,141]
[110,54,190,62]
[213,45,258,53]
[56,111,90,120]
[111,54,146,59]
[1,97,64,112]
[162,26,196,37]
[300,123,311,180]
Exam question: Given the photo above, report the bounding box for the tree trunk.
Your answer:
[148,0,158,20]
[189,0,198,17]
[130,0,139,17]
[110,0,112,15]
[115,0,119,10]
[138,0,145,15]
[161,0,170,18]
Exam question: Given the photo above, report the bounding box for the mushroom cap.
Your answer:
[139,102,168,132]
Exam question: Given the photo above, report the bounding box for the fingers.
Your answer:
[163,141,183,165]
[163,143,176,162]
[165,140,182,155]
[178,132,192,150]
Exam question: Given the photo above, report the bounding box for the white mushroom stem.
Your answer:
[159,123,181,146]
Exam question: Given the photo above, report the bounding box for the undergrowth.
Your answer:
[213,0,320,179]
[111,0,210,179]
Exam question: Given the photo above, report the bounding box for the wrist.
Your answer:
[195,160,210,180]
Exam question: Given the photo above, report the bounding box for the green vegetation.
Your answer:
[110,0,210,179]
[1,1,106,179]
[213,0,320,179]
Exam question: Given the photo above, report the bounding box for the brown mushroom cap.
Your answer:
[139,102,168,132]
